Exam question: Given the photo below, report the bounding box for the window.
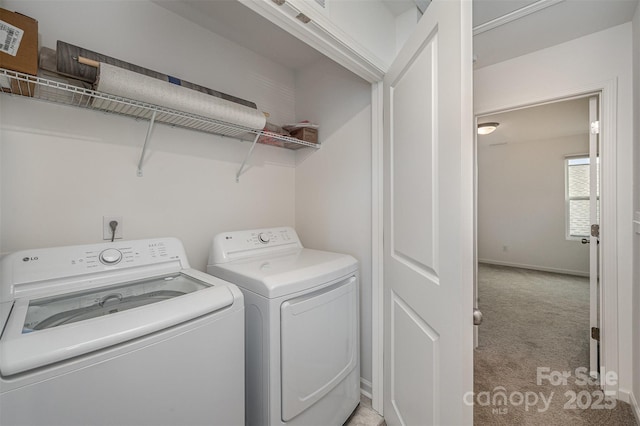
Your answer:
[566,156,598,239]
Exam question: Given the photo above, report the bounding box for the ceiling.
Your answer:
[157,0,639,70]
[155,0,324,70]
[477,97,591,147]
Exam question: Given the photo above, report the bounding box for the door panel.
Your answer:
[391,291,439,425]
[391,31,438,277]
[383,1,473,425]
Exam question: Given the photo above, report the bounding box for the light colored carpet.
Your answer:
[474,263,637,425]
[344,395,385,426]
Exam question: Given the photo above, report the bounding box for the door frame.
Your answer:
[472,79,619,398]
[371,81,384,413]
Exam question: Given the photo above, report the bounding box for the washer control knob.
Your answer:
[99,248,123,265]
[258,233,270,244]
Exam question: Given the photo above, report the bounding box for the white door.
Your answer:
[382,0,474,424]
[588,95,600,377]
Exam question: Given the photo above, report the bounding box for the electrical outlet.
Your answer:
[103,216,123,240]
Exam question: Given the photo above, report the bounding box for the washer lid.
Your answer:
[22,273,209,332]
[0,270,235,376]
[207,248,357,298]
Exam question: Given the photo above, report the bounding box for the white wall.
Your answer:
[320,0,397,68]
[0,99,296,269]
[475,22,634,400]
[478,135,590,276]
[395,7,420,54]
[632,2,640,420]
[293,59,373,392]
[0,0,298,270]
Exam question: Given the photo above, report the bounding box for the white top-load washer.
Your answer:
[207,227,360,426]
[0,238,244,426]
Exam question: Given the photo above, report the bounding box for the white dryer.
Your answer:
[0,238,244,426]
[207,227,360,426]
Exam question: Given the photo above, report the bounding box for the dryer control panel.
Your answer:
[209,227,303,264]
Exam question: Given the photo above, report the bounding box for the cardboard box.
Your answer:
[0,8,38,96]
[289,127,318,144]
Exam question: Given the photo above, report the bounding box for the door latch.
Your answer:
[591,327,600,341]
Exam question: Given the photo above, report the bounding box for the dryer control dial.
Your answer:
[258,233,270,244]
[99,248,123,265]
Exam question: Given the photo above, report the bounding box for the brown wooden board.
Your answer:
[56,41,258,109]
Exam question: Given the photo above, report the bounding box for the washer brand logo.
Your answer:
[22,256,38,262]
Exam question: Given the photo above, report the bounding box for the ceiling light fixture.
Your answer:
[477,122,499,135]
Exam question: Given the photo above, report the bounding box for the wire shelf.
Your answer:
[0,68,320,150]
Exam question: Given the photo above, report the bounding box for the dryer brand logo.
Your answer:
[22,256,38,262]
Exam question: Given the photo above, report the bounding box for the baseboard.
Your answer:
[360,378,372,399]
[628,391,640,424]
[618,388,631,403]
[478,258,589,277]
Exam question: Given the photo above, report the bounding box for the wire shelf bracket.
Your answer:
[137,110,157,177]
[236,133,261,183]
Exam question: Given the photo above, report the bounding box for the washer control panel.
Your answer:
[65,240,173,271]
[210,227,303,264]
[3,238,189,300]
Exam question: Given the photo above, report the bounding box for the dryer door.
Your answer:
[280,275,358,422]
